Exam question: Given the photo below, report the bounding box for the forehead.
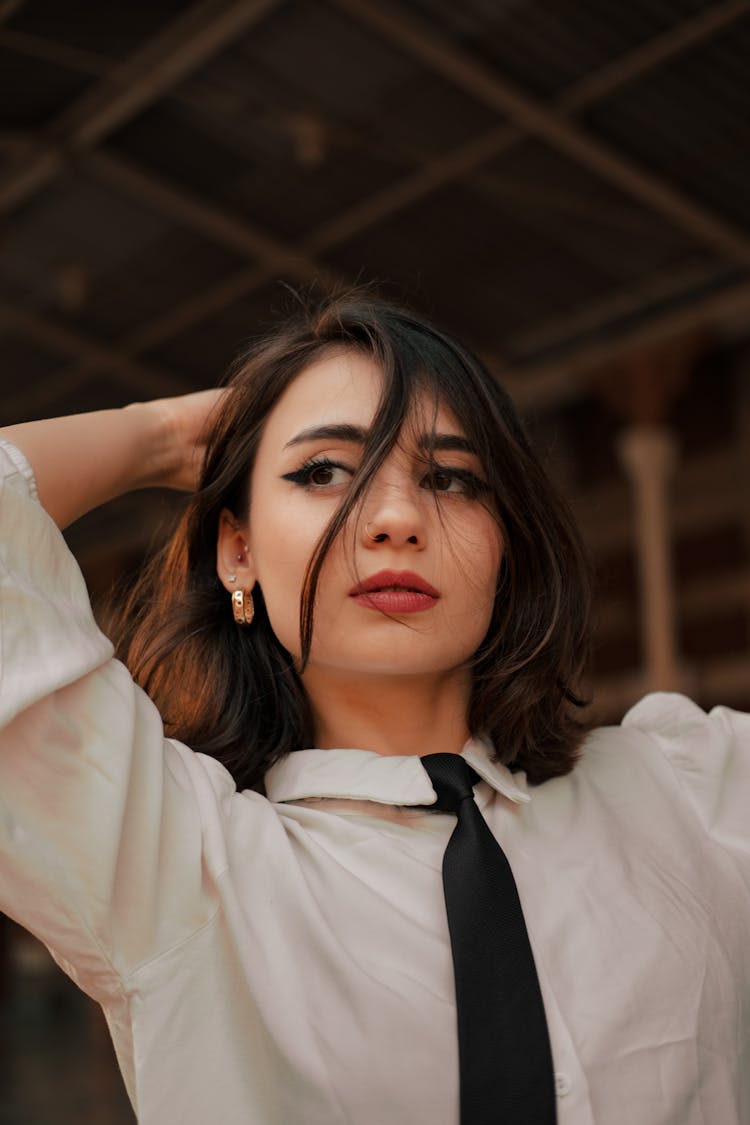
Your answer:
[261,349,463,446]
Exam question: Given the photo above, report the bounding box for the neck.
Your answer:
[302,667,471,757]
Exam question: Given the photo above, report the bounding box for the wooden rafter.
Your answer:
[5,0,750,422]
[86,150,348,291]
[496,280,750,410]
[1,304,188,422]
[94,0,750,366]
[0,0,287,212]
[331,0,750,268]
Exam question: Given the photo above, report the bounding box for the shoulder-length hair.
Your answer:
[113,291,591,789]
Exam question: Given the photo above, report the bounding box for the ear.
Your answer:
[216,508,257,593]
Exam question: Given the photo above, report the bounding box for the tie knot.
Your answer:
[421,753,480,814]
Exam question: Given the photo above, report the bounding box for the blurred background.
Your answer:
[1,0,749,1120]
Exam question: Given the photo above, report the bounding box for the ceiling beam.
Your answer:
[123,262,281,354]
[497,280,750,411]
[0,0,287,213]
[0,0,24,25]
[5,0,741,326]
[3,0,735,231]
[0,26,110,75]
[100,128,516,357]
[331,0,750,269]
[9,272,750,429]
[7,0,750,422]
[107,0,750,360]
[506,260,733,359]
[556,0,750,114]
[86,149,347,291]
[1,303,189,422]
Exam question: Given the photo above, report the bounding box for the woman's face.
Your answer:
[217,350,503,685]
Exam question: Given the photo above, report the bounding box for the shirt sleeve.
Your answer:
[0,439,232,1002]
[622,691,750,874]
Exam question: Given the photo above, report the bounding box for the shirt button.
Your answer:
[554,1072,572,1097]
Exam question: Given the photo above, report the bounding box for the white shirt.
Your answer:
[0,438,748,1125]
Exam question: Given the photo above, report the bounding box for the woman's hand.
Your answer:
[1,388,228,529]
[131,388,227,493]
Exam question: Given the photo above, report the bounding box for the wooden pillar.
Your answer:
[736,349,750,618]
[589,334,702,694]
[617,425,681,690]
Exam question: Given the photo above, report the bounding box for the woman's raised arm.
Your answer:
[0,388,225,528]
[0,388,238,1009]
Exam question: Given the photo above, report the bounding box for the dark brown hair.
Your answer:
[113,290,591,789]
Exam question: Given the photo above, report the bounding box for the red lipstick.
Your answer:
[349,569,440,614]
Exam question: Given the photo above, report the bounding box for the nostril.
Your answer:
[365,522,389,542]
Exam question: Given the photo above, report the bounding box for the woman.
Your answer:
[0,293,748,1124]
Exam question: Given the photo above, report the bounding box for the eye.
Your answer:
[281,457,354,490]
[422,467,488,498]
[428,469,460,493]
[307,462,348,487]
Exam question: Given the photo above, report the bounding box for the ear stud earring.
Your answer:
[228,552,245,584]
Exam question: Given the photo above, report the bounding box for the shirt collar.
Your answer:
[265,737,530,807]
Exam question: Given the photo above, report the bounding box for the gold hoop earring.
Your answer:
[231,588,255,626]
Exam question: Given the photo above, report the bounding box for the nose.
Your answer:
[360,484,426,549]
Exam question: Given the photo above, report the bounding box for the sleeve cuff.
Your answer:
[0,437,39,500]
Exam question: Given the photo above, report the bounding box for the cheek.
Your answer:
[250,483,314,575]
[249,508,309,626]
[248,498,342,651]
[446,512,503,584]
[256,531,308,599]
[254,548,307,656]
[446,520,503,635]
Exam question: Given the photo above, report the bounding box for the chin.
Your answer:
[312,652,470,679]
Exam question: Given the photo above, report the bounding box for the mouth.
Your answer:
[349,570,440,613]
[349,570,440,597]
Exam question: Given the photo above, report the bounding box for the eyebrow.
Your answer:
[284,423,476,455]
[284,424,368,449]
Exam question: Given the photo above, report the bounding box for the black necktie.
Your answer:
[421,753,557,1125]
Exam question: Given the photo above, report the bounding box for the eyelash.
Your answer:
[281,457,352,489]
[424,467,489,499]
[282,457,489,498]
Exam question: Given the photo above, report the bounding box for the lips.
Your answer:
[349,570,440,614]
[349,570,440,598]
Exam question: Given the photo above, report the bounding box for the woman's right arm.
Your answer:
[0,388,223,528]
[0,391,234,1003]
